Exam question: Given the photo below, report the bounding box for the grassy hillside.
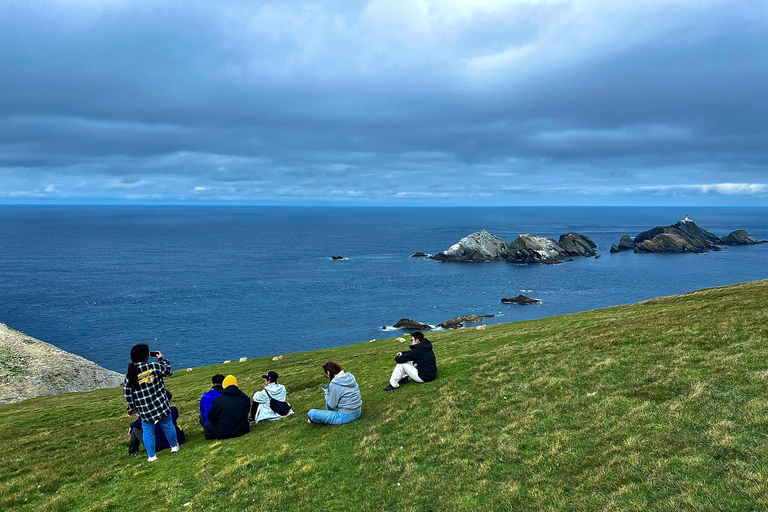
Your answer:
[2,281,768,511]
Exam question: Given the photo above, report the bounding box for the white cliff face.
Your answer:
[0,323,123,404]
[431,230,509,261]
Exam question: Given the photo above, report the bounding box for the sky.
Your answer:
[1,0,767,206]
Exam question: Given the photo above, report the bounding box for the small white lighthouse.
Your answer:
[683,214,692,223]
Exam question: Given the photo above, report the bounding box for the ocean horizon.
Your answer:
[1,205,766,372]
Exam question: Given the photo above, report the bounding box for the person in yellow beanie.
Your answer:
[204,374,251,439]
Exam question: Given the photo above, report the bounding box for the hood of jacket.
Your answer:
[332,370,359,389]
[410,338,433,352]
[222,385,243,397]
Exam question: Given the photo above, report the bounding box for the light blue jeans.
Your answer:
[142,414,178,457]
[307,405,361,425]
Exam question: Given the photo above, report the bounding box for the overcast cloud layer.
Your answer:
[1,0,767,205]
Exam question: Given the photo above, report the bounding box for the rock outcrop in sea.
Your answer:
[430,230,597,264]
[506,234,569,263]
[610,216,762,254]
[610,235,636,253]
[437,315,487,329]
[0,323,123,404]
[501,295,541,304]
[393,318,431,330]
[558,232,598,257]
[431,230,510,262]
[720,230,760,245]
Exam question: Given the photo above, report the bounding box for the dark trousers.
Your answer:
[249,402,260,421]
[128,427,143,454]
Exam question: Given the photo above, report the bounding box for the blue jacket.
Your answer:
[199,385,223,424]
[130,406,185,450]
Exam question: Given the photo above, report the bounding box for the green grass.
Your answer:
[2,280,768,511]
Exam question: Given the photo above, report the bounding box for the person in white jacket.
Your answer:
[249,371,294,423]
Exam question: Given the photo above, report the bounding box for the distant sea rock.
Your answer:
[720,230,760,245]
[0,323,122,404]
[331,255,346,260]
[431,230,509,262]
[558,232,597,257]
[610,235,637,253]
[501,295,541,304]
[438,315,486,329]
[393,318,431,330]
[507,234,567,263]
[633,219,719,254]
[411,252,429,258]
[635,232,715,254]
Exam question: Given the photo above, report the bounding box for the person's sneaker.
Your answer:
[170,445,179,453]
[125,450,138,457]
[398,376,410,385]
[383,384,399,391]
[147,456,158,462]
[307,418,313,424]
[249,417,256,424]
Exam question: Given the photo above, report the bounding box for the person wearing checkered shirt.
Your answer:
[123,343,179,462]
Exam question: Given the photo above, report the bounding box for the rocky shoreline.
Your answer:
[0,323,122,404]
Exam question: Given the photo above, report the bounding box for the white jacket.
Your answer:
[252,382,294,422]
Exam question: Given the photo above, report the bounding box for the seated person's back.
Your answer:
[251,370,294,422]
[204,375,250,440]
[199,373,225,426]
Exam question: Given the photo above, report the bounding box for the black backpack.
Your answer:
[264,388,292,416]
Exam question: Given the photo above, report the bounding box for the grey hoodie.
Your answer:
[325,371,362,414]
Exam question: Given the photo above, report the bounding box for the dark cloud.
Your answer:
[0,0,767,204]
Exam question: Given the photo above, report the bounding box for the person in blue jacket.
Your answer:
[127,391,186,455]
[199,374,225,426]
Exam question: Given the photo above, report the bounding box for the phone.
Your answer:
[320,384,329,390]
[149,351,159,357]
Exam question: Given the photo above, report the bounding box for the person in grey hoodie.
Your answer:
[307,362,363,425]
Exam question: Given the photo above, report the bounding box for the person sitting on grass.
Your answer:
[199,373,225,427]
[204,374,251,440]
[123,344,180,462]
[307,362,362,425]
[250,370,294,423]
[127,391,185,456]
[383,331,437,391]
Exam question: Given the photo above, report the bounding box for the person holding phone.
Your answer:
[123,343,179,462]
[307,362,362,425]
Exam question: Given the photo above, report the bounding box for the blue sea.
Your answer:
[1,206,766,372]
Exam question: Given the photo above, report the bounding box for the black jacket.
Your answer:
[205,385,251,439]
[394,338,437,382]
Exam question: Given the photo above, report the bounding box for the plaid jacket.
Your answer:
[123,357,173,423]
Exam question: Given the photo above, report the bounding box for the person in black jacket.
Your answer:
[204,375,251,440]
[383,331,437,391]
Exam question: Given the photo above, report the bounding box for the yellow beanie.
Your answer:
[222,375,238,388]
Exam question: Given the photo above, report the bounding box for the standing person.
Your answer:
[204,375,251,440]
[128,391,186,455]
[123,344,179,462]
[383,331,437,391]
[199,374,225,427]
[307,362,362,425]
[250,370,294,423]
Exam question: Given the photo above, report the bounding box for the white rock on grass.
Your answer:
[239,357,247,362]
[396,337,406,343]
[476,325,487,330]
[186,368,193,372]
[368,339,376,343]
[272,355,283,361]
[223,360,231,364]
